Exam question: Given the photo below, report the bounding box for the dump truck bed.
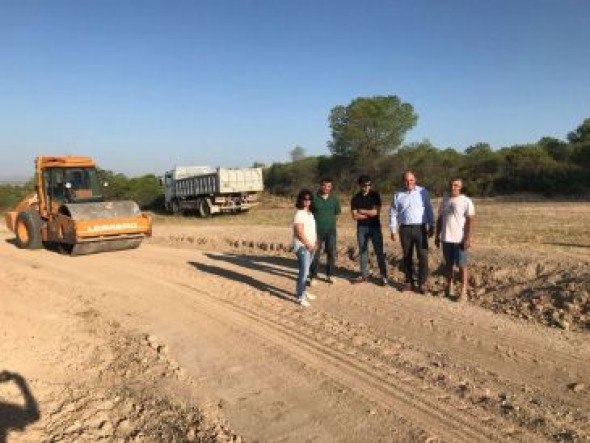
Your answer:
[173,167,263,197]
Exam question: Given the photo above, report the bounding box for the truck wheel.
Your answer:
[15,210,43,249]
[198,198,211,218]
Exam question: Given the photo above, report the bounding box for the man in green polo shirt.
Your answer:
[309,177,341,285]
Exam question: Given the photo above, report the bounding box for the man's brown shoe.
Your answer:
[351,276,367,284]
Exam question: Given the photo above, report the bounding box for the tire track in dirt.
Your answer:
[1,250,419,441]
[3,242,587,441]
[120,260,533,442]
[206,252,590,391]
[136,247,589,382]
[72,241,586,440]
[335,288,590,411]
[125,248,588,441]
[221,290,589,442]
[2,247,500,441]
[0,252,234,442]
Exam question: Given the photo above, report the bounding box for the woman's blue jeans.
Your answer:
[295,246,312,299]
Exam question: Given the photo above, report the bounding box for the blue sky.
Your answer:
[1,0,589,177]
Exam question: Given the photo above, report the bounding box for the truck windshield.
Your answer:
[64,168,105,203]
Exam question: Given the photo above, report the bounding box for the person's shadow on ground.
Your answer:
[204,253,298,279]
[188,260,297,303]
[205,252,360,283]
[0,371,40,443]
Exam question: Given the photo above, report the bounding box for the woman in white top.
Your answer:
[293,189,317,307]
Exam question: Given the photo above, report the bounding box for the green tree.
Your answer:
[462,143,502,196]
[0,184,33,212]
[99,170,163,209]
[567,118,590,187]
[289,145,306,162]
[495,144,570,195]
[464,142,492,156]
[100,170,131,201]
[538,137,572,162]
[263,157,319,196]
[567,118,590,144]
[127,174,163,209]
[328,95,418,175]
[387,141,463,196]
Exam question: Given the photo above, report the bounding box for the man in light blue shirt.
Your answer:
[389,171,435,294]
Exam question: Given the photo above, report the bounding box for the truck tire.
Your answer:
[198,198,211,218]
[15,210,43,250]
[171,199,180,214]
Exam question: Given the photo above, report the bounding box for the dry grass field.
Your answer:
[155,197,590,251]
[153,197,590,258]
[473,200,590,252]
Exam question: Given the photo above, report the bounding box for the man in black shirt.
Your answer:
[350,175,388,286]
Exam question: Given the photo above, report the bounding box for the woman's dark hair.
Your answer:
[295,188,313,209]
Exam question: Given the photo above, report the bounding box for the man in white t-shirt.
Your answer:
[435,178,475,301]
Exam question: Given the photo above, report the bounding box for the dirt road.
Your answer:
[1,222,589,442]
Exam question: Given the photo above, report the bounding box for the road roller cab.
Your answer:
[5,156,152,255]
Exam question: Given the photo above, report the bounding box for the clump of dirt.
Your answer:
[467,262,590,331]
[374,250,589,331]
[377,253,590,331]
[151,234,292,256]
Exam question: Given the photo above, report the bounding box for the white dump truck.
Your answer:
[163,166,264,217]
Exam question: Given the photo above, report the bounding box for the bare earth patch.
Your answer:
[1,200,589,442]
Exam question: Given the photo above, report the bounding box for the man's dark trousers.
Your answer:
[310,229,337,279]
[399,224,429,286]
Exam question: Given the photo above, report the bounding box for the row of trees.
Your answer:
[1,95,588,213]
[0,184,32,213]
[266,96,590,197]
